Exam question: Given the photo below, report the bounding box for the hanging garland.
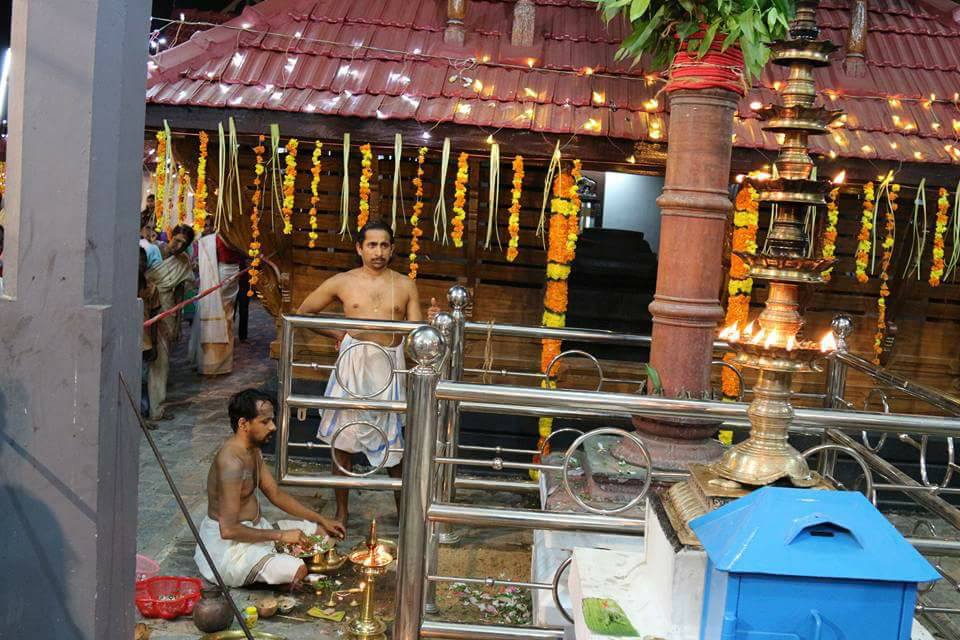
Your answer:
[0,161,7,198]
[358,143,373,230]
[506,155,524,262]
[566,160,582,262]
[192,131,210,234]
[154,130,168,233]
[175,166,188,225]
[930,187,949,287]
[947,181,960,281]
[535,166,582,468]
[452,152,469,248]
[855,181,875,283]
[281,138,299,235]
[409,147,428,279]
[721,183,760,400]
[874,183,899,364]
[308,141,323,248]
[248,135,266,296]
[821,184,839,282]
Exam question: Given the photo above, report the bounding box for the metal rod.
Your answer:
[826,430,960,531]
[119,375,255,640]
[458,444,541,456]
[428,503,645,535]
[281,474,403,490]
[421,621,565,640]
[438,288,469,546]
[464,367,545,379]
[287,393,406,413]
[288,441,329,450]
[463,320,729,351]
[835,350,960,416]
[427,575,552,590]
[277,319,295,482]
[393,328,444,640]
[460,401,632,421]
[292,362,410,375]
[908,538,960,557]
[455,478,539,493]
[916,605,960,615]
[283,313,425,333]
[875,483,960,495]
[436,456,562,472]
[441,382,960,437]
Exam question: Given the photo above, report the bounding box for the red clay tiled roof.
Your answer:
[147,0,960,165]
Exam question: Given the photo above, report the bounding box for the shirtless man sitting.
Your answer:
[297,220,438,525]
[194,388,345,588]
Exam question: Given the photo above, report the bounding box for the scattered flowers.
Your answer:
[452,152,469,247]
[282,138,299,234]
[506,155,524,262]
[308,141,323,248]
[357,143,373,230]
[409,147,428,279]
[448,582,532,626]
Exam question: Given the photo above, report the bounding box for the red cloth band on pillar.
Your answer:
[664,39,747,95]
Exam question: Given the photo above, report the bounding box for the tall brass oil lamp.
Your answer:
[665,0,841,541]
[344,520,396,640]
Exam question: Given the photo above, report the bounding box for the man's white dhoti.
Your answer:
[317,334,404,468]
[194,516,323,587]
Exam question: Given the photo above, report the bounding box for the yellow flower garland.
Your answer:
[821,186,839,282]
[535,165,582,470]
[451,152,469,247]
[154,131,167,233]
[357,143,373,230]
[855,181,875,283]
[192,131,209,234]
[506,155,524,262]
[930,187,949,287]
[308,141,322,248]
[874,184,899,364]
[281,138,299,235]
[248,135,266,296]
[175,166,188,225]
[409,147,428,279]
[721,184,759,400]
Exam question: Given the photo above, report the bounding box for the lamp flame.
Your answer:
[743,322,755,339]
[719,323,741,342]
[832,170,846,185]
[820,331,837,352]
[763,329,779,349]
[751,328,766,345]
[786,334,797,351]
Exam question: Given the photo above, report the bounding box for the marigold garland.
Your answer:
[821,185,839,282]
[175,166,188,225]
[357,143,373,230]
[308,141,323,248]
[409,147,428,279]
[930,187,950,287]
[281,138,299,235]
[192,131,209,234]
[721,184,759,400]
[535,167,582,469]
[451,152,469,248]
[855,181,875,283]
[506,155,524,262]
[154,131,168,233]
[247,135,266,296]
[874,184,899,363]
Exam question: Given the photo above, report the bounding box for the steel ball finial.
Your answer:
[831,313,854,340]
[431,312,455,340]
[447,285,469,310]
[408,326,445,367]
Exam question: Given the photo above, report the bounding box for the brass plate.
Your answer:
[200,631,285,640]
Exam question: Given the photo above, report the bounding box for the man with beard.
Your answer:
[297,220,438,526]
[145,223,195,420]
[195,389,345,588]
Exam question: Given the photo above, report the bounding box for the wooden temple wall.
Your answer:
[169,134,960,414]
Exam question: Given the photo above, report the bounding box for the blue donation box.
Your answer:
[690,487,939,640]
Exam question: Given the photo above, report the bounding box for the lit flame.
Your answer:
[718,323,741,342]
[832,170,846,184]
[763,329,779,349]
[751,328,766,345]
[820,332,837,352]
[743,322,755,339]
[786,334,797,351]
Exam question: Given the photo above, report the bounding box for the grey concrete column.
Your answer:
[0,1,149,638]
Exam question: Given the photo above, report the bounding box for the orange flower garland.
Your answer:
[930,187,949,287]
[566,160,582,262]
[247,135,266,296]
[192,131,209,234]
[855,181,875,283]
[536,167,581,464]
[308,141,323,248]
[821,185,839,282]
[409,147,428,279]
[451,152,469,247]
[873,183,899,364]
[154,131,167,233]
[175,166,188,224]
[282,138,299,234]
[506,155,524,262]
[721,184,760,400]
[357,143,373,230]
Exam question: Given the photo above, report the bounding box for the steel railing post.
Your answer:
[438,285,469,545]
[276,317,294,482]
[394,326,445,640]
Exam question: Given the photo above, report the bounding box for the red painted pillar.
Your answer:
[633,88,740,467]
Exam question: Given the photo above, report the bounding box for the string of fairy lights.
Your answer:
[146,15,960,168]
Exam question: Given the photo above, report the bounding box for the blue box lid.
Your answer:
[690,487,940,583]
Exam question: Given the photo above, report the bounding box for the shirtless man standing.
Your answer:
[195,389,345,588]
[297,220,437,525]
